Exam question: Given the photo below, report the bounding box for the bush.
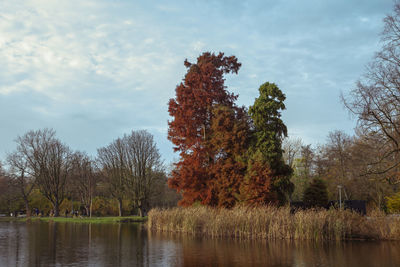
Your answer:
[303,178,328,208]
[386,191,400,213]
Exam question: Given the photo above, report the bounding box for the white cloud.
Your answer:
[191,41,206,52]
[0,0,179,103]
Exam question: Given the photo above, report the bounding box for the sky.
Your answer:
[0,0,395,164]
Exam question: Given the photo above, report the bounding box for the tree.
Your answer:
[0,174,21,215]
[167,52,241,206]
[124,130,164,217]
[240,152,277,205]
[342,2,400,185]
[303,178,328,208]
[97,137,127,216]
[97,130,164,217]
[290,144,315,201]
[0,162,17,214]
[283,137,303,169]
[208,105,249,207]
[248,82,293,204]
[7,152,35,217]
[14,129,71,217]
[70,152,97,217]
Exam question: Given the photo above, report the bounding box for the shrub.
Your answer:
[303,178,328,208]
[386,191,400,213]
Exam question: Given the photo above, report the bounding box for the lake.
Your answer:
[1,221,400,266]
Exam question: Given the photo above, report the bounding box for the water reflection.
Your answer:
[0,221,399,266]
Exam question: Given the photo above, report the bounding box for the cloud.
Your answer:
[0,0,180,100]
[0,0,395,163]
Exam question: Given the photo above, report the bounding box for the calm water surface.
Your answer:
[0,221,399,266]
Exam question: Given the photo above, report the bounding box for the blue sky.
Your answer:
[0,0,394,164]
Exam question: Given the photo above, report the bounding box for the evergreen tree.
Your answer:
[248,82,293,204]
[303,178,328,208]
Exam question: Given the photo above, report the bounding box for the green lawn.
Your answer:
[0,216,147,224]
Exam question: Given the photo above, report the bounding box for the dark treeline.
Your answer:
[0,129,180,217]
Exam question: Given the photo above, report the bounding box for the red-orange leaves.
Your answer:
[168,52,289,207]
[167,52,241,206]
[240,154,278,206]
[209,105,249,207]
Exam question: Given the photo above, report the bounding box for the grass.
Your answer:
[0,216,147,224]
[148,206,400,241]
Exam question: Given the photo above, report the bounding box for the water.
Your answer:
[1,221,400,266]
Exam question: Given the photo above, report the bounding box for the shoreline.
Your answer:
[0,216,147,224]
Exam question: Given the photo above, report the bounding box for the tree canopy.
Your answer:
[168,52,292,207]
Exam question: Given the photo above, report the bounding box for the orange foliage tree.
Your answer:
[208,105,249,207]
[168,52,241,206]
[240,153,278,205]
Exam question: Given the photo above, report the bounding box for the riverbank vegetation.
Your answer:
[0,215,147,224]
[148,206,400,241]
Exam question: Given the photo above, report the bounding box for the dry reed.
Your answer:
[147,206,400,241]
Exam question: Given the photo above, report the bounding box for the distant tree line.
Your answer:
[0,129,180,217]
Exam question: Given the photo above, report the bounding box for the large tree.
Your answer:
[97,137,128,216]
[208,105,250,207]
[7,152,35,216]
[248,82,293,204]
[124,130,164,217]
[167,52,241,206]
[342,2,400,185]
[97,130,164,216]
[70,152,97,217]
[14,129,72,217]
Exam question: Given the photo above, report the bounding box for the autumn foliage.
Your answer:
[168,52,292,207]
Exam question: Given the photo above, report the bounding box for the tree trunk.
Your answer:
[54,201,60,217]
[24,197,31,217]
[138,205,143,217]
[84,205,89,217]
[89,198,93,218]
[118,198,123,217]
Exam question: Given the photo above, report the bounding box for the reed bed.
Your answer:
[147,206,400,241]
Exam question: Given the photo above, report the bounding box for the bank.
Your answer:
[0,216,147,224]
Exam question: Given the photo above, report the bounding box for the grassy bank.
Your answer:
[0,216,147,224]
[148,206,400,241]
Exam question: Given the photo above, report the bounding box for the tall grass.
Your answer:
[148,206,400,241]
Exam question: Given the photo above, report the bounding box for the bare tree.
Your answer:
[124,130,163,217]
[70,152,97,217]
[326,131,353,182]
[342,2,400,184]
[290,144,315,201]
[14,129,72,217]
[7,152,35,216]
[0,171,19,215]
[97,137,128,216]
[283,137,303,169]
[97,130,164,217]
